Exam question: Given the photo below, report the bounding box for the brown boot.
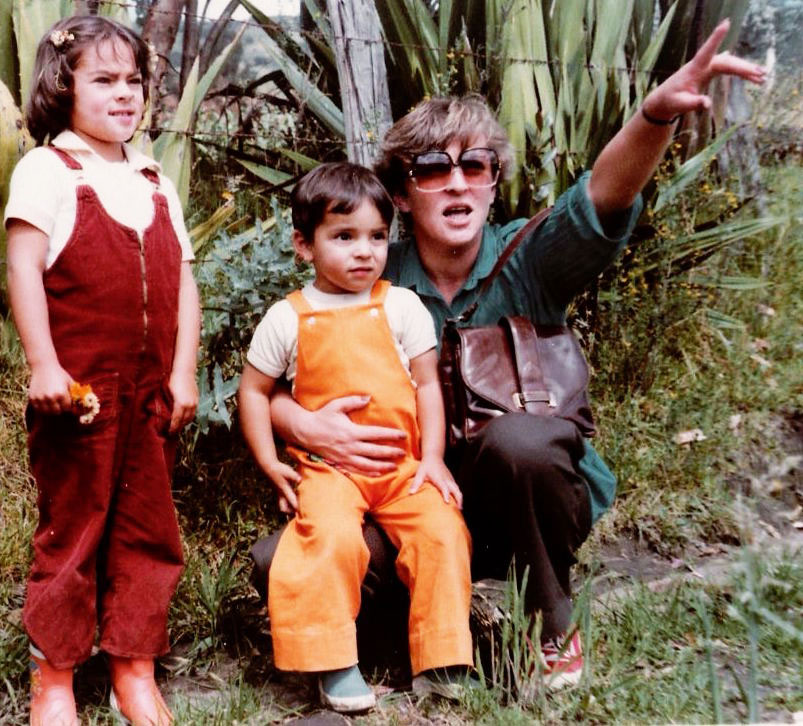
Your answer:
[29,646,79,726]
[108,656,173,726]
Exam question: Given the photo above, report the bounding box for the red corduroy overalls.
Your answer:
[268,280,473,675]
[23,148,184,670]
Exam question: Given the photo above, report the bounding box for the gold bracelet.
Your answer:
[641,106,682,126]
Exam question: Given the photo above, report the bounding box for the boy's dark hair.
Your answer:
[291,162,394,240]
[27,15,150,146]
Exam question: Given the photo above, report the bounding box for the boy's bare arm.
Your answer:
[239,363,301,512]
[408,349,462,508]
[168,261,200,433]
[6,219,72,413]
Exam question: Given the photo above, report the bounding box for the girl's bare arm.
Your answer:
[240,363,301,512]
[168,261,201,432]
[6,219,72,413]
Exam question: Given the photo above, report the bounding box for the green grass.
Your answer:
[592,549,802,723]
[588,162,803,554]
[0,316,33,724]
[0,162,800,723]
[458,548,803,724]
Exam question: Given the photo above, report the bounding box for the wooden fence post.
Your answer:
[142,0,187,130]
[325,0,392,166]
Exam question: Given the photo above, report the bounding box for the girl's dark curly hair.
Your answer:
[26,15,150,146]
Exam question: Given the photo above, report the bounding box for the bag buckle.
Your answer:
[513,390,556,409]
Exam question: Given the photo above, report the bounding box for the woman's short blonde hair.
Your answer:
[374,95,514,197]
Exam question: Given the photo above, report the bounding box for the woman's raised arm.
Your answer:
[588,19,766,218]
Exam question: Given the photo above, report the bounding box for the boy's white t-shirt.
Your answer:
[3,130,193,268]
[247,283,438,386]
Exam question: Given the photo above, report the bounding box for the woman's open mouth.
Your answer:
[443,204,472,219]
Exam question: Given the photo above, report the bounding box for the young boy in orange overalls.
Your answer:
[238,162,473,713]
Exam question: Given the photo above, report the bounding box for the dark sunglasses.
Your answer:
[407,147,500,192]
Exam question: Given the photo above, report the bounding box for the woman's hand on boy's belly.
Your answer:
[305,394,406,476]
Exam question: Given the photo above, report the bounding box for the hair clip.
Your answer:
[49,30,75,50]
[54,69,68,92]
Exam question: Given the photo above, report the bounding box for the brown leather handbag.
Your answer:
[438,209,595,448]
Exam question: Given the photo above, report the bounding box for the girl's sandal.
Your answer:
[29,645,79,726]
[108,657,173,726]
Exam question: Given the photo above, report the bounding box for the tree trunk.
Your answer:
[180,0,200,92]
[73,0,101,13]
[717,77,766,216]
[199,0,240,76]
[142,0,187,131]
[324,0,392,166]
[679,0,711,156]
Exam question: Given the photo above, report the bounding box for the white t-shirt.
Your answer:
[3,131,193,268]
[247,283,438,387]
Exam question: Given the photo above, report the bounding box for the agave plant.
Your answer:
[232,0,751,217]
[0,0,763,305]
[0,0,241,302]
[0,0,73,277]
[0,79,34,276]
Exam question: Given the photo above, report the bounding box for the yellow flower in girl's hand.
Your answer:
[69,381,100,424]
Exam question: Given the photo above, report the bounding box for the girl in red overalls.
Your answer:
[4,16,200,726]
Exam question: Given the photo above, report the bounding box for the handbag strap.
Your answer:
[457,206,553,324]
[502,316,554,411]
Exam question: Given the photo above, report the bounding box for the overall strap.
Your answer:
[140,168,161,188]
[287,281,389,313]
[369,279,391,302]
[286,289,313,314]
[48,146,82,170]
[457,206,552,324]
[48,145,161,189]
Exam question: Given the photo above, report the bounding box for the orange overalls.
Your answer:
[268,280,473,675]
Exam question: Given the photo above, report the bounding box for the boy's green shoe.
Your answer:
[411,666,479,700]
[318,665,376,713]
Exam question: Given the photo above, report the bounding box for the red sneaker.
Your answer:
[541,630,583,689]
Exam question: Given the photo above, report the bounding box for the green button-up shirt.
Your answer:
[384,172,643,523]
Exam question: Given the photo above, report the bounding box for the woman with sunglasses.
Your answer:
[267,20,765,688]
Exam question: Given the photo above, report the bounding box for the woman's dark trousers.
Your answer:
[252,412,592,647]
[455,413,592,640]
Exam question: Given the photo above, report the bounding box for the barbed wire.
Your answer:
[147,123,594,158]
[186,127,356,147]
[123,0,667,147]
[115,0,683,77]
[82,1,780,154]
